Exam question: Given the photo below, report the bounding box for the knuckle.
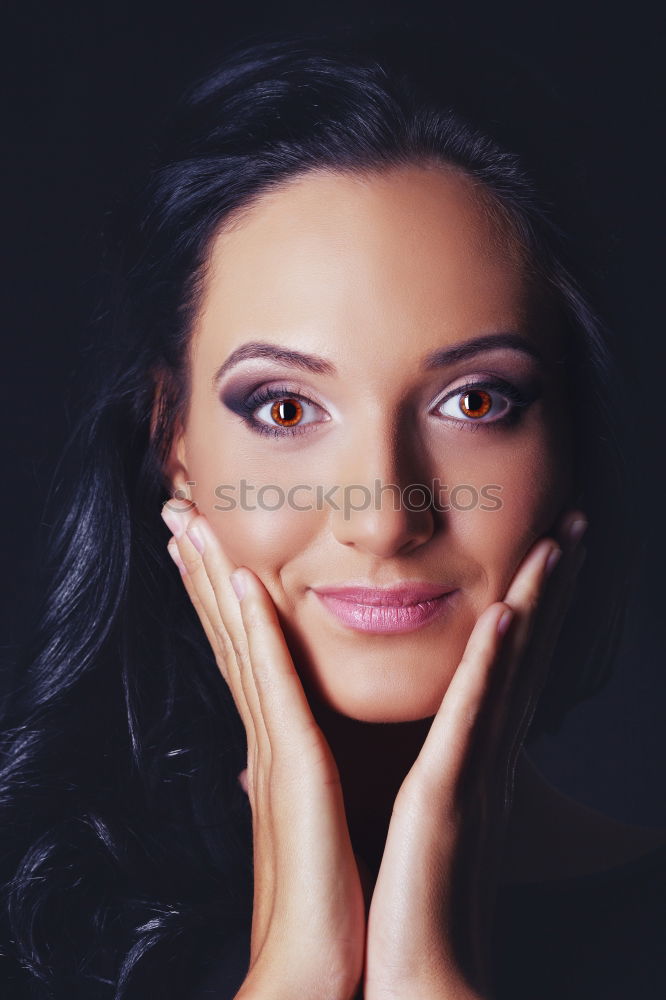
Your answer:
[213,621,234,654]
[230,636,248,665]
[181,550,203,575]
[214,623,245,666]
[242,600,266,631]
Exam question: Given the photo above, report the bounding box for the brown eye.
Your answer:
[435,380,522,427]
[459,389,492,419]
[270,397,304,427]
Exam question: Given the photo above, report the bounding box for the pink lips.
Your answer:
[311,582,458,634]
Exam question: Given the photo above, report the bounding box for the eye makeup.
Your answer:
[431,374,539,433]
[227,382,328,439]
[220,370,542,439]
[220,385,329,437]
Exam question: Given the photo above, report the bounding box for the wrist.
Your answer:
[234,968,359,1000]
[400,988,488,1000]
[377,976,490,1000]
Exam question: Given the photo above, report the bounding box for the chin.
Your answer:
[303,668,449,724]
[279,608,461,725]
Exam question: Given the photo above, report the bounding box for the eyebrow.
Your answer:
[211,332,545,389]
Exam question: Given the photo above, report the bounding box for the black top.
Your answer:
[189,841,666,999]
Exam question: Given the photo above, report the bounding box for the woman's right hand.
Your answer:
[161,499,366,1000]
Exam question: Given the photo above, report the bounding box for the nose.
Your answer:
[329,415,437,558]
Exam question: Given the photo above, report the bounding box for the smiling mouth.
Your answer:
[311,587,459,634]
[310,582,457,605]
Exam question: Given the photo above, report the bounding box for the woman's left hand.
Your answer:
[363,507,588,1000]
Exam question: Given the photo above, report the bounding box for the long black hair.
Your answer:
[0,25,636,998]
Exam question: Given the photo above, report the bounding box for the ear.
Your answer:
[164,429,192,502]
[150,365,193,501]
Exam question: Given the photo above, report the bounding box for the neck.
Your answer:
[311,699,581,882]
[311,700,434,873]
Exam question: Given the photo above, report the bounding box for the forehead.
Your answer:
[193,164,553,368]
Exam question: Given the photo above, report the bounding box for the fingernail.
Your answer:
[567,516,588,547]
[497,608,514,637]
[238,768,248,794]
[545,545,562,577]
[229,570,247,602]
[161,503,187,538]
[186,521,205,555]
[167,539,188,576]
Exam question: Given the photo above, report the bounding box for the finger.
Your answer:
[499,509,589,736]
[522,508,588,678]
[166,536,226,669]
[464,538,559,784]
[488,511,589,809]
[165,534,229,672]
[163,507,279,963]
[162,502,258,741]
[410,541,559,815]
[502,539,588,771]
[168,519,273,941]
[163,502,239,676]
[501,538,561,660]
[226,563,336,965]
[482,539,560,741]
[520,507,588,652]
[166,533,260,749]
[408,601,511,807]
[177,510,271,763]
[229,565,324,759]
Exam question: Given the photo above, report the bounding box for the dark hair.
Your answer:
[0,26,636,998]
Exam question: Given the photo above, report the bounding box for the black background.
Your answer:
[2,1,665,825]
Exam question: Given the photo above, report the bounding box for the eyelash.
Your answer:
[235,377,533,439]
[235,384,324,439]
[434,377,532,434]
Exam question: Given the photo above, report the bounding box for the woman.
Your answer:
[1,28,664,1000]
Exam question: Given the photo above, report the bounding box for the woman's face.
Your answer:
[167,164,574,723]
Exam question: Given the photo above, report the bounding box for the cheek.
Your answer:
[183,432,320,578]
[439,419,572,600]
